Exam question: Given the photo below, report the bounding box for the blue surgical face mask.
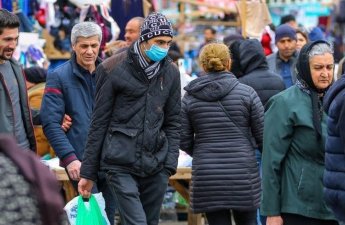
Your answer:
[144,44,169,62]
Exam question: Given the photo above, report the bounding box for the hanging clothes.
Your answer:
[110,0,144,41]
[98,4,120,41]
[80,4,120,42]
[81,5,112,52]
[2,0,12,11]
[16,12,34,32]
[236,1,272,38]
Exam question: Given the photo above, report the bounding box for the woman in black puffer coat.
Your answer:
[180,42,264,225]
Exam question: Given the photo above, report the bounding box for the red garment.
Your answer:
[261,32,272,56]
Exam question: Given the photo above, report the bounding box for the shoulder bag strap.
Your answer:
[217,90,255,148]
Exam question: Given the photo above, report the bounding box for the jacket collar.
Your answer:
[70,52,102,78]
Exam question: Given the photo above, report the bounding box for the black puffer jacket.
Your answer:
[234,39,285,107]
[80,44,181,180]
[180,71,264,213]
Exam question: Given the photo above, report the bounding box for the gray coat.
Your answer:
[0,59,36,151]
[180,71,264,213]
[266,51,298,87]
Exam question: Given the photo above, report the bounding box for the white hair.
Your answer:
[71,21,102,45]
[308,42,333,58]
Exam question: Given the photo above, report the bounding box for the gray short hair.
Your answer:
[71,21,102,45]
[308,42,333,58]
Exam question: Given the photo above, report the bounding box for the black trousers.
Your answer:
[106,169,170,225]
[281,213,339,225]
[205,209,257,225]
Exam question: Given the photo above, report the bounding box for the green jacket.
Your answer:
[0,59,36,151]
[261,85,335,220]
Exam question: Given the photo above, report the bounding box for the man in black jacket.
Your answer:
[79,12,181,225]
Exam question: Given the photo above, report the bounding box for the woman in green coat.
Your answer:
[261,40,339,225]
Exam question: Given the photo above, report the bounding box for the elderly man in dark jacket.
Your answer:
[41,21,102,185]
[79,12,181,225]
[323,74,345,224]
[41,21,119,225]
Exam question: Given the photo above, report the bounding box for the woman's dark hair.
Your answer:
[0,9,20,34]
[296,28,309,42]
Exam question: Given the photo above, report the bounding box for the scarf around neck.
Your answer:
[133,41,161,79]
[296,79,324,140]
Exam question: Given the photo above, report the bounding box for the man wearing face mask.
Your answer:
[78,12,181,225]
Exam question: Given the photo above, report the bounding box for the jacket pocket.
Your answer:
[103,127,138,165]
[297,166,323,204]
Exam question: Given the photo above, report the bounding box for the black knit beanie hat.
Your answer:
[139,12,173,43]
[275,24,297,43]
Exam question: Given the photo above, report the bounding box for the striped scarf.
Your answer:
[133,41,161,79]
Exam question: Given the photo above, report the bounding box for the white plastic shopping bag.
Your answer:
[64,192,110,225]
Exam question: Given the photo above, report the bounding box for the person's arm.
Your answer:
[80,64,116,182]
[32,109,72,132]
[162,68,181,175]
[261,94,293,217]
[41,71,77,167]
[249,88,264,152]
[179,94,194,156]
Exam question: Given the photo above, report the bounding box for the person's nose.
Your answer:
[283,42,290,49]
[86,46,93,54]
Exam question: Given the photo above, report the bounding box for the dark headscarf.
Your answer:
[296,40,332,140]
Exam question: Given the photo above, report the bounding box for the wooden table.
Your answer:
[169,167,202,225]
[52,167,202,225]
